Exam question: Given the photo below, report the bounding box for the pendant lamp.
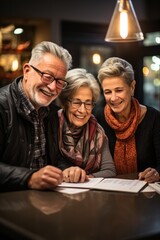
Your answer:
[105,0,144,42]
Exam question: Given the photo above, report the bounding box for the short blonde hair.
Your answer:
[98,57,134,86]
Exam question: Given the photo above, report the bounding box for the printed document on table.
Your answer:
[58,177,104,189]
[149,182,160,194]
[92,178,147,193]
[58,178,147,193]
[141,185,155,192]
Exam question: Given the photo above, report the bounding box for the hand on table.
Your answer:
[139,167,159,183]
[63,166,88,183]
[28,165,63,190]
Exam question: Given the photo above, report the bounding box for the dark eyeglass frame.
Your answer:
[30,65,68,89]
[68,99,96,110]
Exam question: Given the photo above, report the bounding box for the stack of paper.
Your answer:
[57,178,147,193]
[149,182,160,194]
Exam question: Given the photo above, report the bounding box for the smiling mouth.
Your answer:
[40,89,55,97]
[110,100,123,107]
[74,114,86,119]
[111,103,120,107]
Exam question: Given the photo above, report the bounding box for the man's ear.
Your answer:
[23,63,30,79]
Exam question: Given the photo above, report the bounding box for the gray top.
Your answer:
[92,131,116,178]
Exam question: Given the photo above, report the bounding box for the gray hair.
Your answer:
[29,41,72,70]
[59,68,100,108]
[98,57,134,86]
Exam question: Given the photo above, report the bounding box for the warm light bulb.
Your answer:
[105,0,144,42]
[92,53,101,65]
[11,59,19,71]
[14,28,23,34]
[120,10,128,39]
[143,67,149,77]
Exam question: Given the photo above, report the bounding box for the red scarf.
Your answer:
[104,98,141,174]
[58,109,105,174]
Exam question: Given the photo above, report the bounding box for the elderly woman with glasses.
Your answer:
[58,68,116,183]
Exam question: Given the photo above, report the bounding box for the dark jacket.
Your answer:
[0,77,63,191]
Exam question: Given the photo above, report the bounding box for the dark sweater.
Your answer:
[93,105,160,173]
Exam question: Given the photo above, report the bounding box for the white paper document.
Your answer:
[58,177,104,189]
[149,182,160,194]
[92,178,147,193]
[141,185,155,192]
[58,178,147,193]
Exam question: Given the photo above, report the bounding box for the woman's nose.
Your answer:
[77,103,86,112]
[110,92,117,101]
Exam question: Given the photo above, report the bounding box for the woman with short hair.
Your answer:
[94,57,160,183]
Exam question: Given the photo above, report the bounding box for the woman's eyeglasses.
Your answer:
[30,65,68,89]
[68,99,96,110]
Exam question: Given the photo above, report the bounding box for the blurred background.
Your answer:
[1,0,160,109]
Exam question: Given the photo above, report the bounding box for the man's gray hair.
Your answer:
[29,41,72,70]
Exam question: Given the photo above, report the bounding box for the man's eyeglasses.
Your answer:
[68,99,96,110]
[30,65,68,89]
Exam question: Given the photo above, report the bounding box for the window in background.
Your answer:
[143,56,160,110]
[0,18,51,87]
[80,45,113,77]
[0,24,34,87]
[143,31,160,110]
[143,31,160,46]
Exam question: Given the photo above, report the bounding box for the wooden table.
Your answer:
[0,177,160,240]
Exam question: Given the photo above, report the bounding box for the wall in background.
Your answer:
[1,0,149,44]
[1,0,160,107]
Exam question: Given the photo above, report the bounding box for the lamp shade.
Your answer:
[105,0,144,42]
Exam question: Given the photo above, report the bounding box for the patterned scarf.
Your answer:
[104,98,141,174]
[58,109,105,174]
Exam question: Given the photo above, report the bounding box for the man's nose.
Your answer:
[47,80,57,91]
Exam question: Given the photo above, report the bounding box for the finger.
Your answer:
[144,167,152,174]
[85,175,90,181]
[79,170,87,183]
[154,172,159,178]
[138,172,143,180]
[63,176,70,183]
[43,172,63,187]
[45,165,63,175]
[145,171,159,183]
[69,168,80,182]
[63,170,70,182]
[145,169,154,178]
[41,167,63,185]
[140,168,153,180]
[73,169,81,183]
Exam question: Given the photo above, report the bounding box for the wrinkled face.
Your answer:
[102,77,135,118]
[66,86,93,128]
[22,53,67,110]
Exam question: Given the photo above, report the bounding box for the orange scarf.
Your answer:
[104,98,141,174]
